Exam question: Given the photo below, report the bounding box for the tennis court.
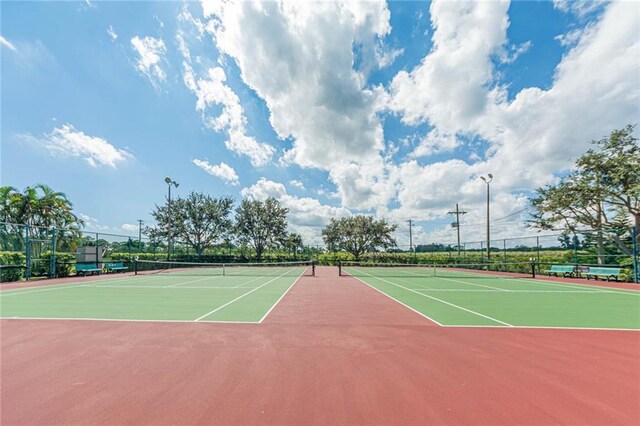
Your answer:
[0,261,313,323]
[341,263,640,330]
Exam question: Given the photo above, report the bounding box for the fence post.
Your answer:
[49,227,57,278]
[25,224,31,280]
[633,226,639,284]
[573,233,579,265]
[503,239,507,262]
[536,236,540,262]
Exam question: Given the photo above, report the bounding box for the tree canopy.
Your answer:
[529,125,639,258]
[1,184,82,229]
[234,197,289,261]
[147,192,234,255]
[322,215,397,259]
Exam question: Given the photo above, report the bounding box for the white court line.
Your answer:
[0,316,258,324]
[394,268,510,291]
[166,274,224,288]
[232,273,281,289]
[509,277,640,296]
[194,270,294,321]
[89,285,244,290]
[407,288,608,293]
[258,270,305,323]
[0,283,93,297]
[443,324,640,332]
[348,274,444,326]
[351,268,513,327]
[0,273,159,295]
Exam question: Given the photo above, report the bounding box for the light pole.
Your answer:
[407,219,414,254]
[165,177,179,260]
[137,219,144,252]
[480,174,493,262]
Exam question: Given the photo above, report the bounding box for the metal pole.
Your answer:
[486,181,490,262]
[633,226,639,284]
[480,174,493,262]
[138,219,143,254]
[50,228,57,278]
[25,224,31,280]
[167,183,172,261]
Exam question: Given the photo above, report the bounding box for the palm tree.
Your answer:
[0,186,18,223]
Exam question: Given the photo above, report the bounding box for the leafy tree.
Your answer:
[147,192,234,256]
[0,184,84,252]
[282,232,304,257]
[321,215,397,259]
[529,125,639,261]
[234,198,289,261]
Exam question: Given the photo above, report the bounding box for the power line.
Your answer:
[458,207,530,227]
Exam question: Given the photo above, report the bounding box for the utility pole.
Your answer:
[406,219,414,253]
[447,203,467,258]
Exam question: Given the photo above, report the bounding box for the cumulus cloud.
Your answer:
[241,178,352,244]
[203,0,392,208]
[193,158,239,185]
[386,0,639,227]
[131,36,167,88]
[21,124,133,168]
[186,0,638,244]
[290,180,305,190]
[180,41,274,166]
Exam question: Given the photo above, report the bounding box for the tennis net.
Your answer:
[135,260,315,277]
[339,261,536,279]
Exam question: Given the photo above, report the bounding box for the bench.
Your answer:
[585,267,621,282]
[105,262,129,273]
[547,265,575,278]
[76,263,102,276]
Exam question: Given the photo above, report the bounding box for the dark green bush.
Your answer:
[0,251,26,282]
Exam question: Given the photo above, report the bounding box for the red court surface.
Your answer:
[1,266,639,425]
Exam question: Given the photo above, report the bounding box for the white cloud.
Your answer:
[130,36,167,88]
[241,178,352,244]
[0,35,17,52]
[204,0,393,208]
[389,0,510,130]
[121,223,139,233]
[290,180,305,190]
[553,0,607,18]
[411,129,460,158]
[387,0,639,225]
[107,25,118,41]
[181,58,274,167]
[79,214,112,232]
[193,159,239,185]
[22,124,133,168]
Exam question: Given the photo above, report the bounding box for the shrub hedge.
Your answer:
[0,251,26,282]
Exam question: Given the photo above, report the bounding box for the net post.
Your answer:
[338,261,342,277]
[134,258,138,275]
[311,261,315,277]
[223,263,226,277]
[531,258,536,279]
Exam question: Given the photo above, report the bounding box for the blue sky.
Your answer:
[1,0,638,246]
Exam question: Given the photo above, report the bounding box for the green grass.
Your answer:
[346,267,640,330]
[0,268,306,322]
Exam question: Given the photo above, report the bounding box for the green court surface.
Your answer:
[0,267,307,323]
[345,267,640,330]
